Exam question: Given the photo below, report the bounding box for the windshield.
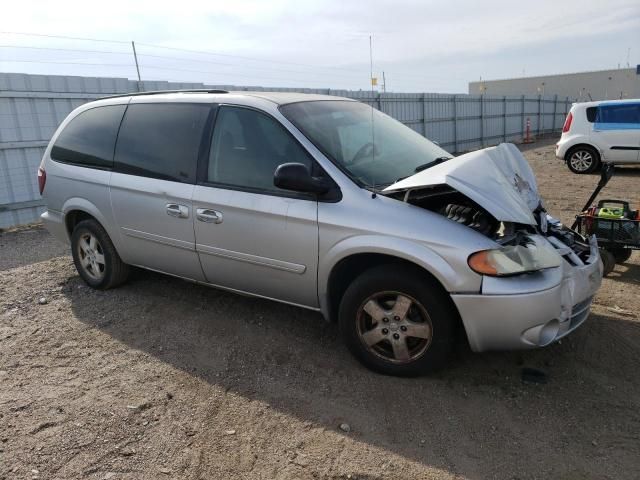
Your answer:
[280,100,452,188]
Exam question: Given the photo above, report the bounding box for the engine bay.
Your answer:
[384,184,594,266]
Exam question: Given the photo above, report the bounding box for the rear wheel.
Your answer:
[338,265,455,376]
[566,146,600,174]
[611,248,632,264]
[600,249,616,276]
[71,219,130,289]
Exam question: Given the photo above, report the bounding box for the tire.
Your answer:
[566,146,600,174]
[611,248,632,264]
[71,219,130,289]
[600,249,616,277]
[338,265,456,376]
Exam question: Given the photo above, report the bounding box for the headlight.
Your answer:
[468,236,561,276]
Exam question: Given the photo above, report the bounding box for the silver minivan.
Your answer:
[39,90,602,376]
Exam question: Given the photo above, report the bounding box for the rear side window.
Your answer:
[596,104,640,124]
[114,103,211,183]
[586,107,597,123]
[51,105,126,169]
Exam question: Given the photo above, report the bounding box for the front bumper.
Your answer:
[452,235,602,352]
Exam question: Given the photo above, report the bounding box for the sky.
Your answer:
[1,0,639,93]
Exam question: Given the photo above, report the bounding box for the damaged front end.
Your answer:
[383,143,602,351]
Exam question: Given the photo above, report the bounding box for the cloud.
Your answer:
[1,0,638,91]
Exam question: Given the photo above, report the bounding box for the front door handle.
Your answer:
[166,203,189,219]
[196,208,223,224]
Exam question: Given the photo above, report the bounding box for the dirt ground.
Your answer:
[1,141,639,480]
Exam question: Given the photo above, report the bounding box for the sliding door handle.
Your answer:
[166,203,189,219]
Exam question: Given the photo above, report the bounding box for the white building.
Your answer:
[468,67,640,101]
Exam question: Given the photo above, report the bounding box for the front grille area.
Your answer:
[569,296,593,329]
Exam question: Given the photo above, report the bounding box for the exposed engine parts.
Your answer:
[544,215,592,264]
[383,185,502,238]
[384,184,591,264]
[442,204,496,237]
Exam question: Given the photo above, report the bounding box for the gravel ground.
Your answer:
[1,141,639,480]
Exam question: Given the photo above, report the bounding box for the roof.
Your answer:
[101,89,352,105]
[239,91,352,104]
[572,98,640,108]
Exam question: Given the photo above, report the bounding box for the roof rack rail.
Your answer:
[100,89,229,100]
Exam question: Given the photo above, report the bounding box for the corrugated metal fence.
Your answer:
[0,72,573,229]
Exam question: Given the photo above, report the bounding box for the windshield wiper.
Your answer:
[414,156,453,173]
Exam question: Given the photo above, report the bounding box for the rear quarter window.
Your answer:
[114,103,211,183]
[51,105,127,169]
[586,107,597,123]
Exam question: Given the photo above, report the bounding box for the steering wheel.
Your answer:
[350,142,376,165]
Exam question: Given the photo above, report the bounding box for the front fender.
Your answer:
[318,234,483,317]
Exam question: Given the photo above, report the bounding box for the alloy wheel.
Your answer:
[76,232,106,280]
[569,150,594,172]
[356,291,433,364]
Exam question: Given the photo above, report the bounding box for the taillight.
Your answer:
[37,167,46,195]
[562,112,573,133]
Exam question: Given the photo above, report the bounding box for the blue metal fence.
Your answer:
[0,72,572,228]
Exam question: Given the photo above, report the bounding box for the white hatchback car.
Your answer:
[556,99,640,174]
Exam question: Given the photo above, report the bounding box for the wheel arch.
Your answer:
[319,234,475,322]
[564,143,601,162]
[324,253,439,321]
[61,198,123,253]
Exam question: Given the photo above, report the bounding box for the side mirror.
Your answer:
[274,163,331,194]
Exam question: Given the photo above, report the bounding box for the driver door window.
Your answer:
[207,106,313,193]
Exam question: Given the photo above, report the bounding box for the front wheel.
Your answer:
[338,265,456,376]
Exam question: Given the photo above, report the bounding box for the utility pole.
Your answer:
[382,71,386,93]
[131,41,143,91]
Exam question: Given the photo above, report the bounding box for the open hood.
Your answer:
[383,143,541,225]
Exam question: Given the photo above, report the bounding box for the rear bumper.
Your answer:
[452,236,602,352]
[555,134,594,161]
[41,209,69,245]
[555,139,571,160]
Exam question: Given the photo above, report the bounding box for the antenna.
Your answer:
[369,35,376,197]
[131,41,143,91]
[627,47,631,68]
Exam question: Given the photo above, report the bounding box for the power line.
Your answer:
[138,42,461,84]
[0,31,467,90]
[0,59,356,88]
[0,31,366,74]
[0,31,129,44]
[0,45,132,55]
[0,44,368,80]
[0,59,135,68]
[0,44,459,84]
[138,65,354,86]
[136,42,371,75]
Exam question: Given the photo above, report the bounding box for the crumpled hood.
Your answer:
[383,143,540,225]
